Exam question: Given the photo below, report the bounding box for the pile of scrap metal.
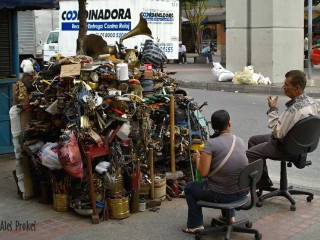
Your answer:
[12,50,208,220]
[10,15,209,220]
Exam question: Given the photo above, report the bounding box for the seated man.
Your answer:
[201,45,213,63]
[178,41,187,64]
[246,70,320,190]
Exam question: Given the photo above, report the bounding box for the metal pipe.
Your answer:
[307,0,314,86]
[247,0,252,65]
[149,148,155,200]
[170,94,176,173]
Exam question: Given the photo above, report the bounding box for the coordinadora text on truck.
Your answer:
[43,0,180,63]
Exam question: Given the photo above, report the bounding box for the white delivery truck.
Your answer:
[43,0,179,62]
[17,9,59,63]
[42,28,60,63]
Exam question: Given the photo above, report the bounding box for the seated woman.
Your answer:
[182,109,249,233]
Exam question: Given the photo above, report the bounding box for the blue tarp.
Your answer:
[0,0,59,10]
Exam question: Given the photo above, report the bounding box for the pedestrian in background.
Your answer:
[178,41,187,64]
[201,45,213,63]
[304,34,309,60]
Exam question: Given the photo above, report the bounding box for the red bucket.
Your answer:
[311,49,320,65]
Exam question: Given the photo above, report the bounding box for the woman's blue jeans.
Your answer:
[184,180,248,228]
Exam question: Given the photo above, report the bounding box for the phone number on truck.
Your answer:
[159,46,173,53]
[97,32,125,38]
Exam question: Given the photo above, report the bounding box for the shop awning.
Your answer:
[181,16,190,24]
[181,16,190,23]
[181,8,226,24]
[0,0,59,10]
[204,8,226,22]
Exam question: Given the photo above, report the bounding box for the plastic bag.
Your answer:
[58,131,83,178]
[218,72,235,82]
[20,59,34,73]
[232,69,256,85]
[211,63,234,82]
[40,142,62,170]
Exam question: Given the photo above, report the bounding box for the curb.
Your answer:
[176,80,320,98]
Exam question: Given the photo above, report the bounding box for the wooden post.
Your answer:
[85,152,100,224]
[148,147,161,207]
[149,148,155,200]
[170,94,176,173]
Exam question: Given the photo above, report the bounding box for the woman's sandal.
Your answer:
[181,226,204,234]
[219,214,236,224]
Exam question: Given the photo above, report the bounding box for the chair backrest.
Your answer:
[238,159,263,210]
[239,159,263,189]
[281,115,320,155]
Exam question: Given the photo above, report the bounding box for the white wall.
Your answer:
[226,0,248,72]
[227,0,304,83]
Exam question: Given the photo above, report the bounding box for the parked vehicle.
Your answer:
[17,9,59,64]
[42,0,180,62]
[42,29,59,63]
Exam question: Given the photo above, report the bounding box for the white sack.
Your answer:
[20,59,34,73]
[211,63,234,82]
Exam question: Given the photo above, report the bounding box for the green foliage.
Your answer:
[181,0,209,54]
[304,0,320,7]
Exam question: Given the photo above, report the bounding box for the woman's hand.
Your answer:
[191,151,200,163]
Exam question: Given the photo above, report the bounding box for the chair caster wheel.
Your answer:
[290,205,296,211]
[256,200,263,207]
[255,232,262,240]
[245,222,253,228]
[307,195,313,202]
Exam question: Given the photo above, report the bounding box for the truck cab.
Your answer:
[43,29,59,63]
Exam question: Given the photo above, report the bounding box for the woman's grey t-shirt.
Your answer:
[202,134,248,194]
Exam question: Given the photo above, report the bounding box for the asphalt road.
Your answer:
[184,88,320,194]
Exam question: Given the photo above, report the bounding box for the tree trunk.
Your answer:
[76,0,87,55]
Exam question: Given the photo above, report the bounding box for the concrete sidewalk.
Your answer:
[1,156,320,239]
[165,60,320,98]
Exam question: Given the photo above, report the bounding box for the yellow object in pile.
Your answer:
[190,142,205,151]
